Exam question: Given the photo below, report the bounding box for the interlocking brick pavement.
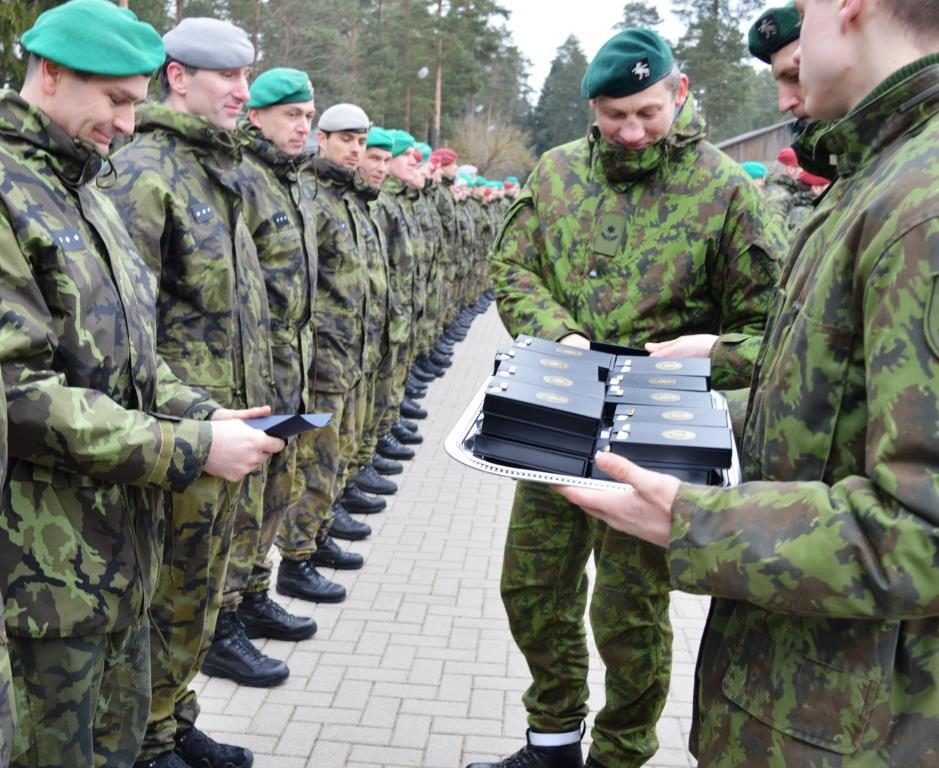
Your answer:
[192,305,705,767]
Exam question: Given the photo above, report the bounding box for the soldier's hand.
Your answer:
[211,405,273,421]
[645,334,717,358]
[558,332,591,349]
[554,452,678,548]
[204,420,285,482]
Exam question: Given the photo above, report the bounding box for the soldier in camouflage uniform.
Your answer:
[470,29,784,768]
[0,377,10,768]
[109,17,279,768]
[560,1,939,765]
[748,4,820,243]
[233,68,324,641]
[275,103,376,605]
[0,5,281,767]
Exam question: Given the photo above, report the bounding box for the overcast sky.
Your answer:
[499,1,685,97]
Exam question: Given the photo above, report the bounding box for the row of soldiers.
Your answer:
[0,3,515,768]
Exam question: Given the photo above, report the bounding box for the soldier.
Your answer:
[0,376,9,766]
[559,0,939,765]
[108,16,279,768]
[470,29,783,768]
[234,69,325,639]
[275,103,376,606]
[0,3,281,767]
[748,3,818,239]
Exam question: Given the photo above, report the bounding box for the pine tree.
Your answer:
[530,35,592,155]
[614,2,663,30]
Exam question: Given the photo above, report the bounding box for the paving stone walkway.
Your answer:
[193,305,705,767]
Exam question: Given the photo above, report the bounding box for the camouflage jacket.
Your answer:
[670,57,939,765]
[399,182,430,319]
[763,172,816,241]
[490,95,784,389]
[109,103,273,410]
[373,181,418,344]
[235,124,317,412]
[454,196,477,277]
[309,158,369,392]
[431,179,458,267]
[348,173,389,371]
[414,183,443,285]
[465,196,489,265]
[0,92,214,638]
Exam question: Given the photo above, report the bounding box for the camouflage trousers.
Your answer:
[246,441,301,594]
[0,617,14,768]
[501,481,672,768]
[418,266,443,356]
[9,620,150,768]
[377,342,404,437]
[277,382,362,561]
[221,465,267,611]
[138,475,241,761]
[355,346,398,467]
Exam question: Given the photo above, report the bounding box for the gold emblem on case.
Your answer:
[661,410,694,421]
[651,392,681,402]
[553,346,583,357]
[540,357,569,369]
[662,429,696,441]
[654,361,683,371]
[648,376,678,385]
[543,375,574,388]
[536,391,569,405]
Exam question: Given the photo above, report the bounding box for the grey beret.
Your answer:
[163,17,255,69]
[317,103,370,133]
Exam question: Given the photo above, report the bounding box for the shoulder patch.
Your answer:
[53,228,85,251]
[272,211,290,229]
[926,274,939,359]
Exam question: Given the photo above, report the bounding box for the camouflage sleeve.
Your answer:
[106,166,168,280]
[708,186,785,389]
[669,222,939,619]
[0,217,212,493]
[489,190,586,340]
[152,357,220,420]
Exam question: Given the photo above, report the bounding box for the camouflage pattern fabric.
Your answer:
[278,387,359,560]
[109,102,273,751]
[669,57,939,767]
[414,184,444,354]
[235,125,318,594]
[0,91,215,641]
[136,476,238,761]
[763,172,816,244]
[307,157,368,394]
[492,94,782,767]
[431,180,459,327]
[9,621,149,768]
[0,380,12,767]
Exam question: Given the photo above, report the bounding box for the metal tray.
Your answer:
[444,377,742,491]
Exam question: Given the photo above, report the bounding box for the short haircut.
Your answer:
[159,59,198,100]
[881,0,939,38]
[25,53,92,82]
[662,63,682,94]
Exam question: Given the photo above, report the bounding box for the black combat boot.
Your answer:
[352,463,398,495]
[201,611,289,687]
[398,418,419,432]
[342,484,387,514]
[400,397,428,420]
[309,531,364,570]
[392,422,423,445]
[133,752,192,768]
[329,502,372,541]
[377,433,415,460]
[372,453,403,475]
[405,379,428,399]
[465,730,584,768]
[237,590,316,642]
[276,558,346,603]
[410,364,436,383]
[174,725,254,768]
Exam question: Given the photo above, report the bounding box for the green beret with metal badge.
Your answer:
[21,0,165,77]
[748,4,801,64]
[247,68,314,109]
[580,28,674,99]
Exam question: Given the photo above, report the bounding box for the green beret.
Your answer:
[415,142,432,161]
[748,4,801,64]
[580,28,673,99]
[21,0,165,78]
[741,161,768,180]
[389,129,416,158]
[505,176,519,184]
[367,126,394,152]
[247,68,314,109]
[473,177,488,188]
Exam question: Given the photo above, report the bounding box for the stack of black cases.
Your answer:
[471,334,734,485]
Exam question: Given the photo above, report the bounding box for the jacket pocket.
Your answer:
[722,628,878,755]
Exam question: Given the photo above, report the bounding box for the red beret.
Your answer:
[777,147,798,167]
[430,147,458,167]
[798,170,830,187]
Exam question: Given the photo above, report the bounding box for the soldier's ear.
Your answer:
[39,59,64,96]
[838,0,864,30]
[164,60,189,97]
